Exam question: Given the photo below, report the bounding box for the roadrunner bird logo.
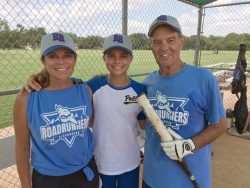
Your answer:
[150,91,189,130]
[40,104,89,147]
[156,92,172,114]
[56,105,78,124]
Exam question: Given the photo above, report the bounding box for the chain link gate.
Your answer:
[0,0,250,187]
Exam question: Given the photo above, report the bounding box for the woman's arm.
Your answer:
[13,92,32,188]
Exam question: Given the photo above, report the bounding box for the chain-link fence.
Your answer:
[0,0,250,187]
[0,1,200,131]
[201,2,250,111]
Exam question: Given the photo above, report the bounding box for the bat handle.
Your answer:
[178,160,201,188]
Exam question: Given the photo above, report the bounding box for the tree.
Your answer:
[206,35,224,50]
[0,18,10,49]
[78,35,103,49]
[13,24,27,48]
[184,35,196,50]
[224,41,240,51]
[225,33,241,43]
[129,33,149,50]
[0,18,249,51]
[26,27,46,50]
[0,18,10,31]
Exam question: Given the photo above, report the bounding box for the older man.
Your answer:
[142,15,227,188]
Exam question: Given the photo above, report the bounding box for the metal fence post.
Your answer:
[194,6,203,67]
[122,0,128,35]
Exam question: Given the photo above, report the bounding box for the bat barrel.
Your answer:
[136,93,201,188]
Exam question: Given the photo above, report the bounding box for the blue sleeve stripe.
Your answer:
[86,76,107,94]
[130,79,146,95]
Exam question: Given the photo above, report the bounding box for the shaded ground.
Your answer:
[1,127,250,187]
[139,131,250,188]
[211,132,250,188]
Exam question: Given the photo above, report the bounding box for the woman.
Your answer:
[13,32,99,188]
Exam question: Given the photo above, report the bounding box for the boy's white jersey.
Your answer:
[87,76,146,175]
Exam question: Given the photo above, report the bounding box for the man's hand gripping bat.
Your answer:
[136,93,200,188]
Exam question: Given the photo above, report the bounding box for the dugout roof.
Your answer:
[178,0,217,7]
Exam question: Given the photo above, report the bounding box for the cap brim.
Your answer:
[103,46,132,55]
[148,22,181,37]
[42,45,76,56]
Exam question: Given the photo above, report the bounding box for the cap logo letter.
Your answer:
[52,33,65,42]
[113,34,123,43]
[158,15,167,22]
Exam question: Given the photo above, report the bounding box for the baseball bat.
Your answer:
[136,93,201,188]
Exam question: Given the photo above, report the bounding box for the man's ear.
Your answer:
[182,35,187,44]
[102,54,106,62]
[130,54,133,62]
[180,35,186,49]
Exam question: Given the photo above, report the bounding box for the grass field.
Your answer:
[0,49,249,128]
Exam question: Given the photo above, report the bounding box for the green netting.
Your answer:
[180,0,217,6]
[190,0,216,5]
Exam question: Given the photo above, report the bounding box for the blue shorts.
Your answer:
[100,166,139,188]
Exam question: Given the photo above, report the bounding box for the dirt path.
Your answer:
[139,132,250,188]
[1,129,250,188]
[211,133,250,188]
